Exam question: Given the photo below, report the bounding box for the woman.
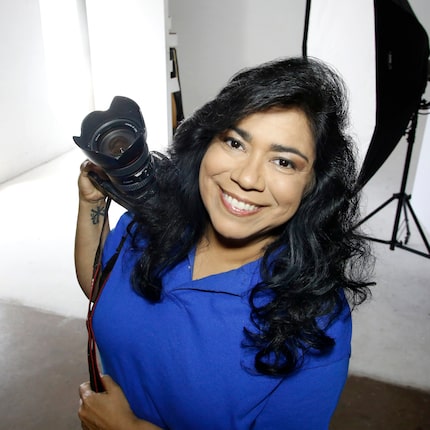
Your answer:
[76,57,373,429]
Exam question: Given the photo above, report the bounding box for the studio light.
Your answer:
[303,0,430,258]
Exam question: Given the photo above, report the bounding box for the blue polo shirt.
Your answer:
[93,213,351,429]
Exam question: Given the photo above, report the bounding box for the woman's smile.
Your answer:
[199,107,316,247]
[221,190,262,216]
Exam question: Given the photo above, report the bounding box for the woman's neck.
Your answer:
[192,227,272,280]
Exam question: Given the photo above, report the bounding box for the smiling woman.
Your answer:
[197,108,315,271]
[75,56,374,430]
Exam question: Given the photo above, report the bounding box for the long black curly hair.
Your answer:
[130,56,374,376]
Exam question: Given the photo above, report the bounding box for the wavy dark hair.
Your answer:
[130,56,374,376]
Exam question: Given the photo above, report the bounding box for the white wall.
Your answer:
[0,0,89,183]
[85,0,171,152]
[0,0,171,185]
[169,0,305,115]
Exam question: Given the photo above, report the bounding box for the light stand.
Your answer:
[355,103,430,259]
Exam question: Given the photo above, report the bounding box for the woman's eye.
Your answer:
[274,158,296,170]
[224,137,243,150]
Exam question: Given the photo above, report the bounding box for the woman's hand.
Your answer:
[79,375,162,430]
[78,159,107,204]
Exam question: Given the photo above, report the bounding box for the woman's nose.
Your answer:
[230,159,265,191]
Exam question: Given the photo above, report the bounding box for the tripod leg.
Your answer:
[390,194,407,250]
[405,199,430,254]
[355,195,397,228]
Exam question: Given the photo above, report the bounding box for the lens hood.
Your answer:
[73,96,147,170]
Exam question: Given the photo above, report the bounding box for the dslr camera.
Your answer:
[74,96,166,213]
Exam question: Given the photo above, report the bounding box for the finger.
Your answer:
[80,159,92,172]
[79,381,93,399]
[100,374,117,391]
[78,402,87,428]
[80,161,108,180]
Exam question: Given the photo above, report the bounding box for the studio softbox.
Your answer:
[303,0,429,187]
[303,0,430,258]
[357,0,429,188]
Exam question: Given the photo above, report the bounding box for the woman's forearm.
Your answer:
[75,197,110,298]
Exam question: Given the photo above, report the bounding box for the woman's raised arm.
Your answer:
[74,160,110,298]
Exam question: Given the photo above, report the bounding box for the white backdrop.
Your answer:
[412,115,430,233]
[307,0,376,168]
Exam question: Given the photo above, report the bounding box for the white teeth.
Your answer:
[223,193,258,212]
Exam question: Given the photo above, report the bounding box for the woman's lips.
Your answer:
[221,191,262,215]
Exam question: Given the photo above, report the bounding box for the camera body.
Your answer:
[74,96,165,213]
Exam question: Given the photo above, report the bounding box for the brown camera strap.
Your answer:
[86,197,128,392]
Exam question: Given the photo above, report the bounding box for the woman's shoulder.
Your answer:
[303,293,352,369]
[107,211,135,244]
[102,212,135,264]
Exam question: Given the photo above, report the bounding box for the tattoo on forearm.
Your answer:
[90,205,106,225]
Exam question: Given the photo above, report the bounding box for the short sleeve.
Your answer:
[252,357,350,429]
[252,297,351,429]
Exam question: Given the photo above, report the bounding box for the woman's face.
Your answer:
[199,107,316,248]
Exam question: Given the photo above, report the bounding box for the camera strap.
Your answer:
[86,197,128,392]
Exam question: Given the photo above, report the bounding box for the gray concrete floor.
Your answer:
[1,301,429,430]
[0,301,87,429]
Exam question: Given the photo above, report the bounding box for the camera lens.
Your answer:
[73,96,161,211]
[98,126,135,158]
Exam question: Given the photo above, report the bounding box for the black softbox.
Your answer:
[357,0,429,187]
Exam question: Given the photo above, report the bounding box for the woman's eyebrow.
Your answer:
[270,143,310,163]
[231,126,310,163]
[231,126,252,142]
